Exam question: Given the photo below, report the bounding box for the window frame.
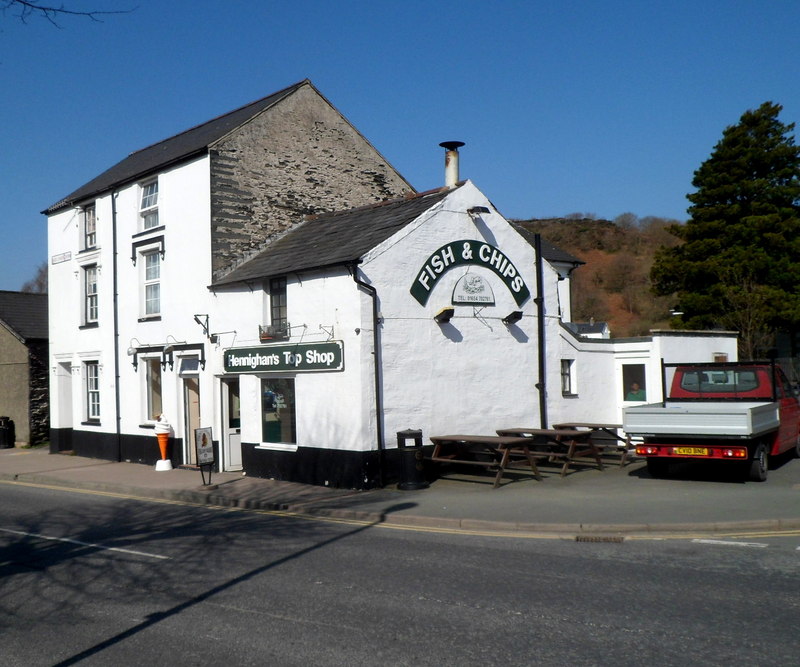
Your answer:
[561,359,576,396]
[142,250,161,317]
[144,357,163,423]
[84,264,98,324]
[83,204,97,249]
[261,377,296,445]
[140,180,159,230]
[269,277,288,331]
[85,361,100,422]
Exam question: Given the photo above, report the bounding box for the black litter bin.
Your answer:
[0,416,15,449]
[397,429,429,490]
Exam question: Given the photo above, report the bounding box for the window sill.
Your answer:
[132,225,165,239]
[256,443,298,452]
[78,246,100,254]
[138,315,161,322]
[79,322,99,330]
[561,392,579,398]
[81,420,101,427]
[139,423,156,429]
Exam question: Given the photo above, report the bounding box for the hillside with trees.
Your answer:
[513,214,683,337]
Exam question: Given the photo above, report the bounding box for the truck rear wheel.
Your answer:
[748,443,768,482]
[646,458,669,478]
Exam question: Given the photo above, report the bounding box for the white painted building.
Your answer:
[45,84,737,489]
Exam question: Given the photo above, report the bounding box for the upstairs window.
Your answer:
[83,204,97,249]
[270,276,287,331]
[143,251,161,316]
[140,181,159,230]
[84,265,98,324]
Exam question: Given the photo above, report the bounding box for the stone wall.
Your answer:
[210,83,412,279]
[28,341,49,445]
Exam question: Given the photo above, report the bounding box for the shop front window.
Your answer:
[261,378,296,444]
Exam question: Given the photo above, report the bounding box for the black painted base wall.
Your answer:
[47,428,221,472]
[242,442,398,490]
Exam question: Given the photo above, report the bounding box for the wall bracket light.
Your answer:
[502,310,523,326]
[434,307,455,324]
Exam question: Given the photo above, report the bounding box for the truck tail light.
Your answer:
[721,448,747,458]
[636,446,659,456]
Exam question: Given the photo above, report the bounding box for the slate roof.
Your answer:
[0,291,48,342]
[510,222,584,267]
[212,187,454,287]
[44,80,309,214]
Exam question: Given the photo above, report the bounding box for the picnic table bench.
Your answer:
[428,435,544,488]
[495,427,603,477]
[429,428,600,487]
[552,422,633,467]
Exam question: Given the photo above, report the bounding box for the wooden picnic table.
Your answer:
[552,422,632,467]
[495,427,603,477]
[428,434,546,488]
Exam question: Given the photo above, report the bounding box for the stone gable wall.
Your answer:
[210,84,412,278]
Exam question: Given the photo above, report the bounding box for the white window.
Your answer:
[262,378,296,444]
[140,181,159,229]
[83,204,96,248]
[84,265,98,323]
[145,358,163,421]
[86,361,100,420]
[143,251,160,316]
[561,359,576,396]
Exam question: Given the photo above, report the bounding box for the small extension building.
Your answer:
[0,290,49,446]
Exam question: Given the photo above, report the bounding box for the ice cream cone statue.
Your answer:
[154,414,173,471]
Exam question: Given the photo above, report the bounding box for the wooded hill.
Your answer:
[513,215,683,338]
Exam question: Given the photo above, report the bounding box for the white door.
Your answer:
[222,379,242,471]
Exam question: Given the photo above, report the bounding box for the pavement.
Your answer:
[2,446,800,537]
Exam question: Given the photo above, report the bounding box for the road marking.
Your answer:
[692,538,768,548]
[0,528,170,560]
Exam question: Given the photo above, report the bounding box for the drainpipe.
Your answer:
[350,263,385,487]
[112,191,122,462]
[534,234,548,428]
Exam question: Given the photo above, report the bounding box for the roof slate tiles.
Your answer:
[0,291,48,341]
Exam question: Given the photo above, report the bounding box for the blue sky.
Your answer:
[2,0,799,291]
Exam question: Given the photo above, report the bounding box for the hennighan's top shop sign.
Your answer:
[224,341,344,373]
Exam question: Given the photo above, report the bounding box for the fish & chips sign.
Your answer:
[410,240,530,306]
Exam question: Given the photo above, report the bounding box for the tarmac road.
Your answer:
[1,446,800,537]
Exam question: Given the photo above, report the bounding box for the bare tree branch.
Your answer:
[1,1,135,27]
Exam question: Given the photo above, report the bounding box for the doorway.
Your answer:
[222,378,242,471]
[183,376,200,465]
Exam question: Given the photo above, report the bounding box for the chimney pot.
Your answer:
[439,141,465,188]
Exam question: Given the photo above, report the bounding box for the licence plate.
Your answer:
[674,447,708,456]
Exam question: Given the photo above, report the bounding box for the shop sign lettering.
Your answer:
[410,240,530,306]
[224,341,344,373]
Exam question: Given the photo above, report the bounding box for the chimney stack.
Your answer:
[439,141,465,188]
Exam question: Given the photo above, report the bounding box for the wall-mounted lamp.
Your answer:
[502,310,523,326]
[434,307,455,324]
[467,206,490,219]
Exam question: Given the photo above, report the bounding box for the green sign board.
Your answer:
[410,240,531,307]
[224,341,344,373]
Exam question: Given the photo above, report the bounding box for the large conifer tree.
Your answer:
[651,102,800,359]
